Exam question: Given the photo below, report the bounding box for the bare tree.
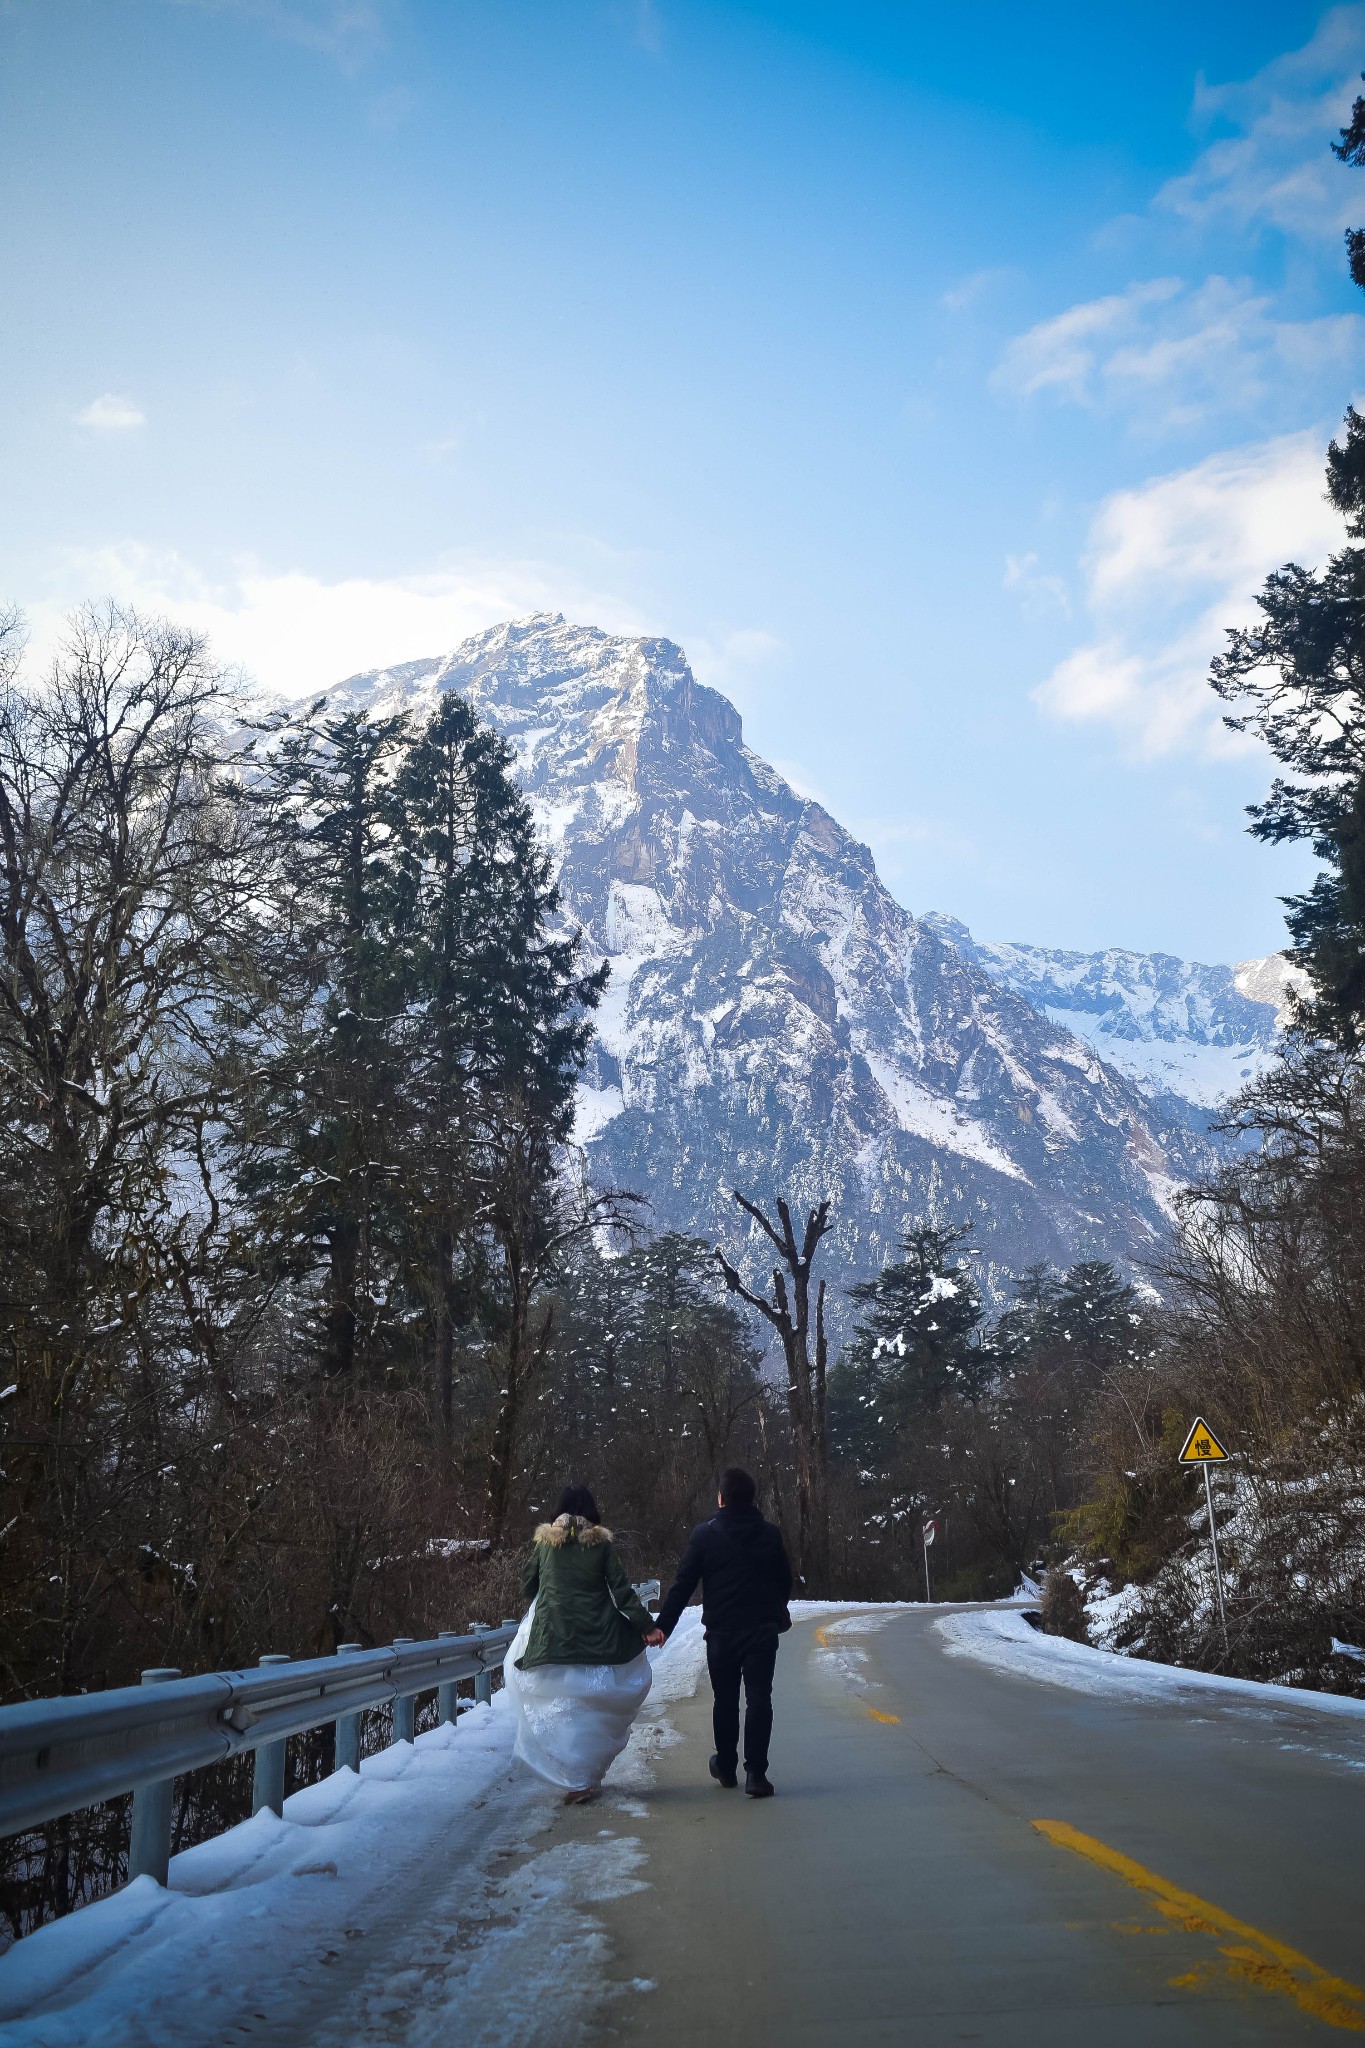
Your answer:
[0,602,267,1691]
[715,1189,832,1587]
[0,605,258,1311]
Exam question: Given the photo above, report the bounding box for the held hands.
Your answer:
[642,1627,666,1648]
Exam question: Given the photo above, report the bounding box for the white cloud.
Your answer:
[1159,4,1365,240]
[995,280,1181,402]
[940,268,1013,314]
[1082,432,1341,607]
[74,393,147,433]
[23,544,658,701]
[686,626,783,693]
[995,276,1362,429]
[1033,430,1347,755]
[1003,552,1070,619]
[994,14,1365,437]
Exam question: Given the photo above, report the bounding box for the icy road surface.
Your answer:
[4,1605,1365,2044]
[599,1606,1365,2046]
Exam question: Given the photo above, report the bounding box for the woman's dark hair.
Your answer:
[556,1484,601,1524]
[719,1467,757,1510]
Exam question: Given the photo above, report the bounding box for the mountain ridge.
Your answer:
[328,614,1266,1314]
[921,916,1292,1127]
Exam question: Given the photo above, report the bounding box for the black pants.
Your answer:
[706,1627,779,1776]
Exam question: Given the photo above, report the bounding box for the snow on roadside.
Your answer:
[0,1615,708,2048]
[936,1607,1365,1726]
[0,1699,522,2045]
[602,1605,709,1798]
[308,1612,707,2048]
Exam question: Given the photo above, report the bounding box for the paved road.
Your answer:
[576,1608,1365,2047]
[12,1607,1364,2047]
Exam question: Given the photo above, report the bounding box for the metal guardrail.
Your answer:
[0,1580,663,1902]
[0,1621,520,1889]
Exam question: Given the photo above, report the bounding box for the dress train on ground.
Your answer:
[502,1601,652,1793]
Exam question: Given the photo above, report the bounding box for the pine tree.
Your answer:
[1335,71,1365,291]
[235,688,608,1525]
[1050,1261,1146,1353]
[994,1259,1145,1367]
[829,1225,989,1461]
[229,705,412,1380]
[989,1262,1063,1363]
[1208,92,1365,1049]
[391,692,600,1442]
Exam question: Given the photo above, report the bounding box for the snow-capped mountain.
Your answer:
[923,917,1297,1130]
[333,616,1225,1312]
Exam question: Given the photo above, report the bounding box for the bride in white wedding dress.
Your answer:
[503,1485,663,1803]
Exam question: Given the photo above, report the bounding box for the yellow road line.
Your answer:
[1033,1818,1365,2032]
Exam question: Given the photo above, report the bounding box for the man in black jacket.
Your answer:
[655,1467,793,1798]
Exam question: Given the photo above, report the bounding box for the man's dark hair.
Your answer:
[556,1483,601,1523]
[718,1467,757,1510]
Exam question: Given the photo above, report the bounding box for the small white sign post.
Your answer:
[1178,1416,1231,1656]
[922,1515,938,1604]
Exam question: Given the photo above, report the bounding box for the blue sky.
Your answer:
[3,0,1364,961]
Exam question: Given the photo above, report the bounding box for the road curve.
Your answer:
[580,1606,1365,2047]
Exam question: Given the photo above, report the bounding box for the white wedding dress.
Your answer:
[503,1600,652,1792]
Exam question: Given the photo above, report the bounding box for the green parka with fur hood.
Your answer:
[516,1513,653,1668]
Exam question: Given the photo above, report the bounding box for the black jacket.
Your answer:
[656,1506,793,1640]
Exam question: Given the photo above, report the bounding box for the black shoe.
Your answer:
[744,1771,775,1798]
[709,1754,739,1788]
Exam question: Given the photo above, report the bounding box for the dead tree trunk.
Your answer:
[715,1190,833,1591]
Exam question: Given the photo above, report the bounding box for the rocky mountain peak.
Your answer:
[335,616,1243,1313]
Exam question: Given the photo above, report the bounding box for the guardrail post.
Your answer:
[251,1655,293,1817]
[334,1643,363,1774]
[391,1639,415,1744]
[127,1668,182,1885]
[473,1624,492,1705]
[437,1632,460,1727]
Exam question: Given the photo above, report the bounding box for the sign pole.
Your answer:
[1202,1459,1229,1658]
[1177,1417,1232,1661]
[921,1514,937,1603]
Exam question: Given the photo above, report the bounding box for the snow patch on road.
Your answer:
[805,1604,916,1706]
[311,1831,649,2048]
[603,1611,705,1794]
[810,1609,912,1637]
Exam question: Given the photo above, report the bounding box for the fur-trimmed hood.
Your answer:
[535,1512,613,1547]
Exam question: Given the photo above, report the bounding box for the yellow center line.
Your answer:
[1034,1818,1365,2032]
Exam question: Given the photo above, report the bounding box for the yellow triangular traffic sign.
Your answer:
[1178,1416,1229,1463]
